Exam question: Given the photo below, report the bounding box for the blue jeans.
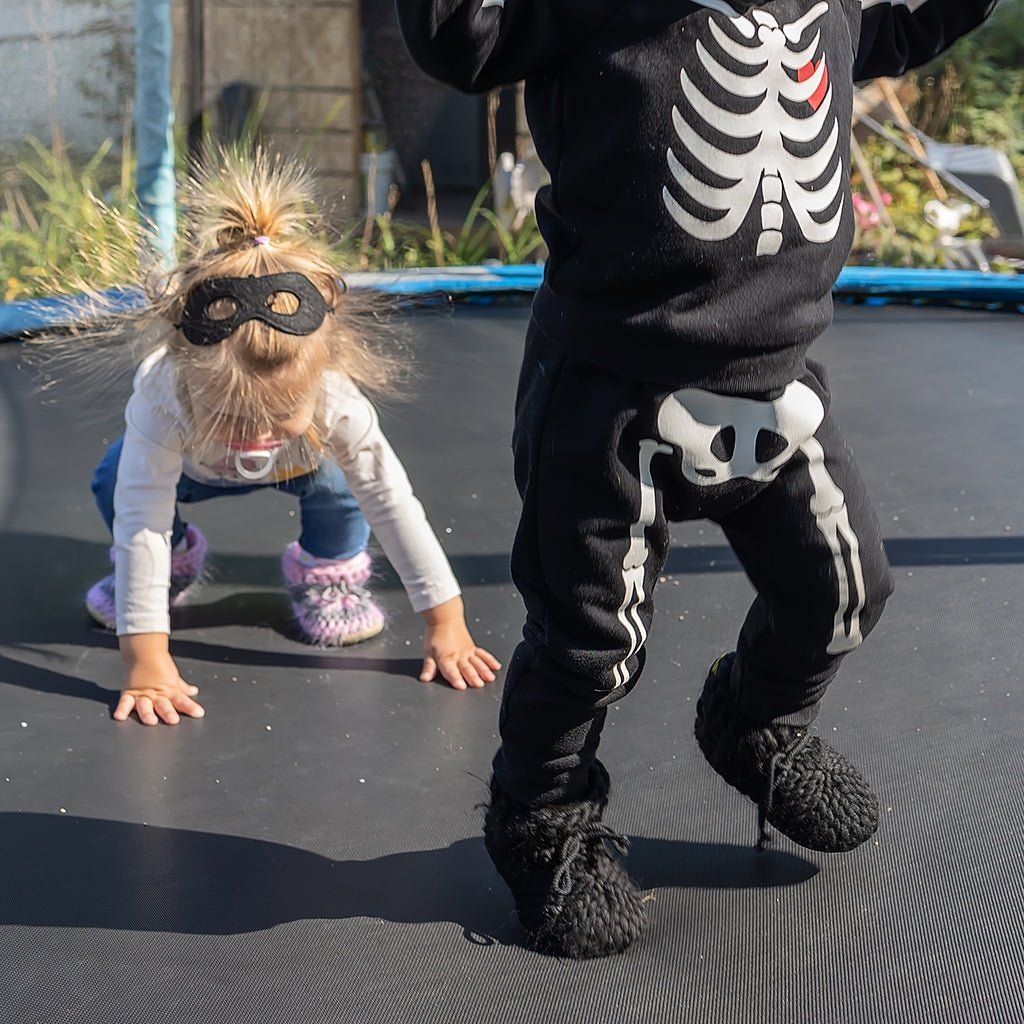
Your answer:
[91,436,371,560]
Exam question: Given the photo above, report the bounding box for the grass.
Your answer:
[1,118,1020,304]
[0,136,140,301]
[0,137,547,302]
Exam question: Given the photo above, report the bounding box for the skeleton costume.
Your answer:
[398,0,997,956]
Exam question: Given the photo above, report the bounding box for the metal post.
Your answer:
[134,0,177,267]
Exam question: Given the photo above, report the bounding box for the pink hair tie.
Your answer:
[252,235,271,247]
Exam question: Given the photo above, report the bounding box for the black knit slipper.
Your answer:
[694,653,879,853]
[483,761,647,958]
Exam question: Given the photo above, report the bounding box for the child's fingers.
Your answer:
[419,656,438,683]
[459,659,486,689]
[113,693,136,722]
[469,653,497,684]
[184,683,200,697]
[439,655,468,690]
[173,691,205,718]
[153,697,181,726]
[135,697,160,726]
[476,648,502,672]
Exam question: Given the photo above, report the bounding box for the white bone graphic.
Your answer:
[613,383,864,683]
[656,381,825,485]
[663,2,842,256]
[801,434,866,654]
[614,439,672,687]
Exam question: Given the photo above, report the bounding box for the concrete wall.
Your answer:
[0,0,134,149]
[173,0,361,220]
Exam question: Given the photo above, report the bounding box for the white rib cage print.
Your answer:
[663,2,844,256]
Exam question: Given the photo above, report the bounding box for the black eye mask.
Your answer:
[179,272,331,346]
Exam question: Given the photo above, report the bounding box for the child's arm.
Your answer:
[396,0,624,93]
[111,380,205,724]
[854,0,997,81]
[329,395,501,689]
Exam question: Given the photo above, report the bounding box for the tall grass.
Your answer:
[0,136,546,301]
[333,179,546,272]
[0,136,140,302]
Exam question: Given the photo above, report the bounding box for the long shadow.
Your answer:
[0,652,119,710]
[167,534,1024,583]
[0,533,429,702]
[166,631,424,678]
[2,528,1021,707]
[1,532,1022,605]
[0,813,818,941]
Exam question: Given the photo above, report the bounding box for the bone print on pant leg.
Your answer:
[674,382,890,850]
[614,438,672,687]
[615,383,825,686]
[489,335,675,955]
[615,373,887,850]
[615,378,855,684]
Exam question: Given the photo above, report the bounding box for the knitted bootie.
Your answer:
[281,543,385,646]
[694,653,879,853]
[85,524,208,630]
[483,761,647,958]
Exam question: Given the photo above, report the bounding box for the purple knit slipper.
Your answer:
[281,543,386,646]
[85,524,209,630]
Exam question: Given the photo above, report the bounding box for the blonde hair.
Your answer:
[32,147,406,451]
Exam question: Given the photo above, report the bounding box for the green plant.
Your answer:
[0,135,139,301]
[909,0,1024,170]
[330,181,546,272]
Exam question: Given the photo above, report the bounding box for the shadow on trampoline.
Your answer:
[3,530,1023,599]
[0,652,120,710]
[3,525,1022,711]
[0,643,428,713]
[0,813,818,942]
[0,531,436,698]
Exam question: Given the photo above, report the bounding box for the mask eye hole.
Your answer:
[206,297,238,320]
[266,291,300,314]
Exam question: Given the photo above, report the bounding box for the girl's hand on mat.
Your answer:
[419,597,501,690]
[115,634,205,726]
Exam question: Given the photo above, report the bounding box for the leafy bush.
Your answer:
[850,0,1024,267]
[911,0,1024,164]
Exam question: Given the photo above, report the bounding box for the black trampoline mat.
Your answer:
[1,305,1022,1024]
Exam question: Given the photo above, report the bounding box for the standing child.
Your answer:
[397,0,997,956]
[82,149,499,725]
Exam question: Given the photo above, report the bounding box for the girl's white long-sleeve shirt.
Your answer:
[113,349,460,635]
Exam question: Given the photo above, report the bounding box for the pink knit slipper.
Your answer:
[85,524,208,629]
[281,542,386,646]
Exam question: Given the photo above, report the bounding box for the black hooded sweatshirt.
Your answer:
[397,0,996,391]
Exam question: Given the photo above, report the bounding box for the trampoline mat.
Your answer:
[0,305,1022,1024]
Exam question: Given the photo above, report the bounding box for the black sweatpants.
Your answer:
[495,323,894,808]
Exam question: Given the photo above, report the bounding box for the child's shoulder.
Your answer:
[133,346,172,387]
[321,370,380,446]
[131,347,181,413]
[322,370,373,417]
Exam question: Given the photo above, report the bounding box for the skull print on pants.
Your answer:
[615,381,867,685]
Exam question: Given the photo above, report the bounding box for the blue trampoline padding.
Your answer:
[0,288,143,339]
[836,266,1024,303]
[0,266,1020,339]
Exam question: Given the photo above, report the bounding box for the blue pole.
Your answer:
[134,0,177,267]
